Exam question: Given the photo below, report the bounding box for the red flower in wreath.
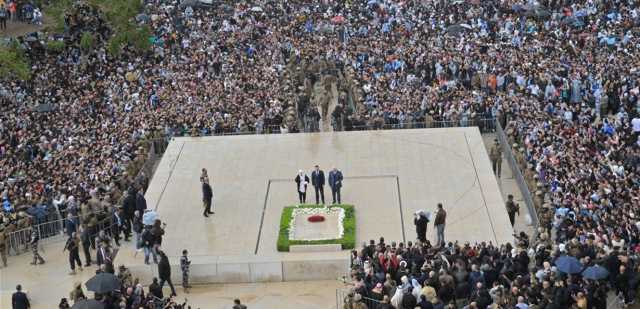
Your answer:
[307,215,326,222]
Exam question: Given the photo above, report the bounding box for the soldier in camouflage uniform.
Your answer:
[0,227,7,267]
[29,228,45,265]
[180,249,191,293]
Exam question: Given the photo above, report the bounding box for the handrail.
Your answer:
[496,121,540,234]
[164,118,498,136]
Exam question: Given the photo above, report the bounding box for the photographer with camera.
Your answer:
[514,232,529,249]
[505,195,520,227]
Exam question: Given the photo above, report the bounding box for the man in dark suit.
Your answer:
[80,225,92,266]
[111,208,126,246]
[328,167,344,204]
[12,284,30,309]
[310,165,325,204]
[202,178,214,217]
[121,186,136,240]
[135,188,147,214]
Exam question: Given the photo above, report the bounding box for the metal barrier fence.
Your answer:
[337,288,385,309]
[347,118,496,133]
[135,137,168,184]
[495,121,540,232]
[3,137,167,258]
[6,213,118,256]
[336,288,349,309]
[167,118,497,137]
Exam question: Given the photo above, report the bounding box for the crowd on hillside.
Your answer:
[0,0,640,308]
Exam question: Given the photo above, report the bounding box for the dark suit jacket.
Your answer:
[135,193,147,212]
[12,291,30,309]
[311,170,325,187]
[294,175,310,192]
[158,256,171,280]
[122,193,136,217]
[328,170,343,189]
[202,182,213,201]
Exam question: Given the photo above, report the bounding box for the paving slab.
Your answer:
[142,128,510,259]
[0,128,512,308]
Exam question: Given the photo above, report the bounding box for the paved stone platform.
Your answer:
[140,127,510,261]
[0,128,514,308]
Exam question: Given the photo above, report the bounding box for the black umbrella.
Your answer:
[85,273,121,294]
[72,299,105,309]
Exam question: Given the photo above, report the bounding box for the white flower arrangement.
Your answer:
[289,206,345,241]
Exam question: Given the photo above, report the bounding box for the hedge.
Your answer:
[277,204,355,252]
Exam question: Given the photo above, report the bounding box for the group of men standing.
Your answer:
[413,203,448,247]
[295,165,343,205]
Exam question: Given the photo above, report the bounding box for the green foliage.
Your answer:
[277,204,356,252]
[45,0,151,54]
[92,0,150,55]
[44,0,73,33]
[0,44,31,80]
[80,32,95,51]
[46,40,66,53]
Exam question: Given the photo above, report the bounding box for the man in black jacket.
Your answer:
[414,211,429,243]
[12,285,30,309]
[149,277,163,300]
[135,188,147,214]
[80,225,92,266]
[202,178,214,217]
[121,187,137,240]
[310,165,325,204]
[158,250,177,297]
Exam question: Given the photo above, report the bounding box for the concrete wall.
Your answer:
[128,256,348,284]
[282,258,349,281]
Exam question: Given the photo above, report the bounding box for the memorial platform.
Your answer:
[0,127,514,308]
[113,127,511,285]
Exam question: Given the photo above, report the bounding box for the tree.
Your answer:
[46,40,66,53]
[44,0,73,33]
[44,0,152,55]
[0,45,31,80]
[90,0,151,55]
[80,32,95,51]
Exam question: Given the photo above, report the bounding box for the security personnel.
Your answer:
[0,226,7,267]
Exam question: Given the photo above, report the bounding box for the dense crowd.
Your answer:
[55,261,190,309]
[1,0,640,308]
[345,231,636,309]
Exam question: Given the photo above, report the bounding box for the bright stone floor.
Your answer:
[146,128,511,260]
[0,248,341,309]
[1,128,522,308]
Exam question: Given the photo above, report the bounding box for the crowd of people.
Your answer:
[0,0,44,29]
[344,233,620,309]
[51,257,191,309]
[1,0,640,308]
